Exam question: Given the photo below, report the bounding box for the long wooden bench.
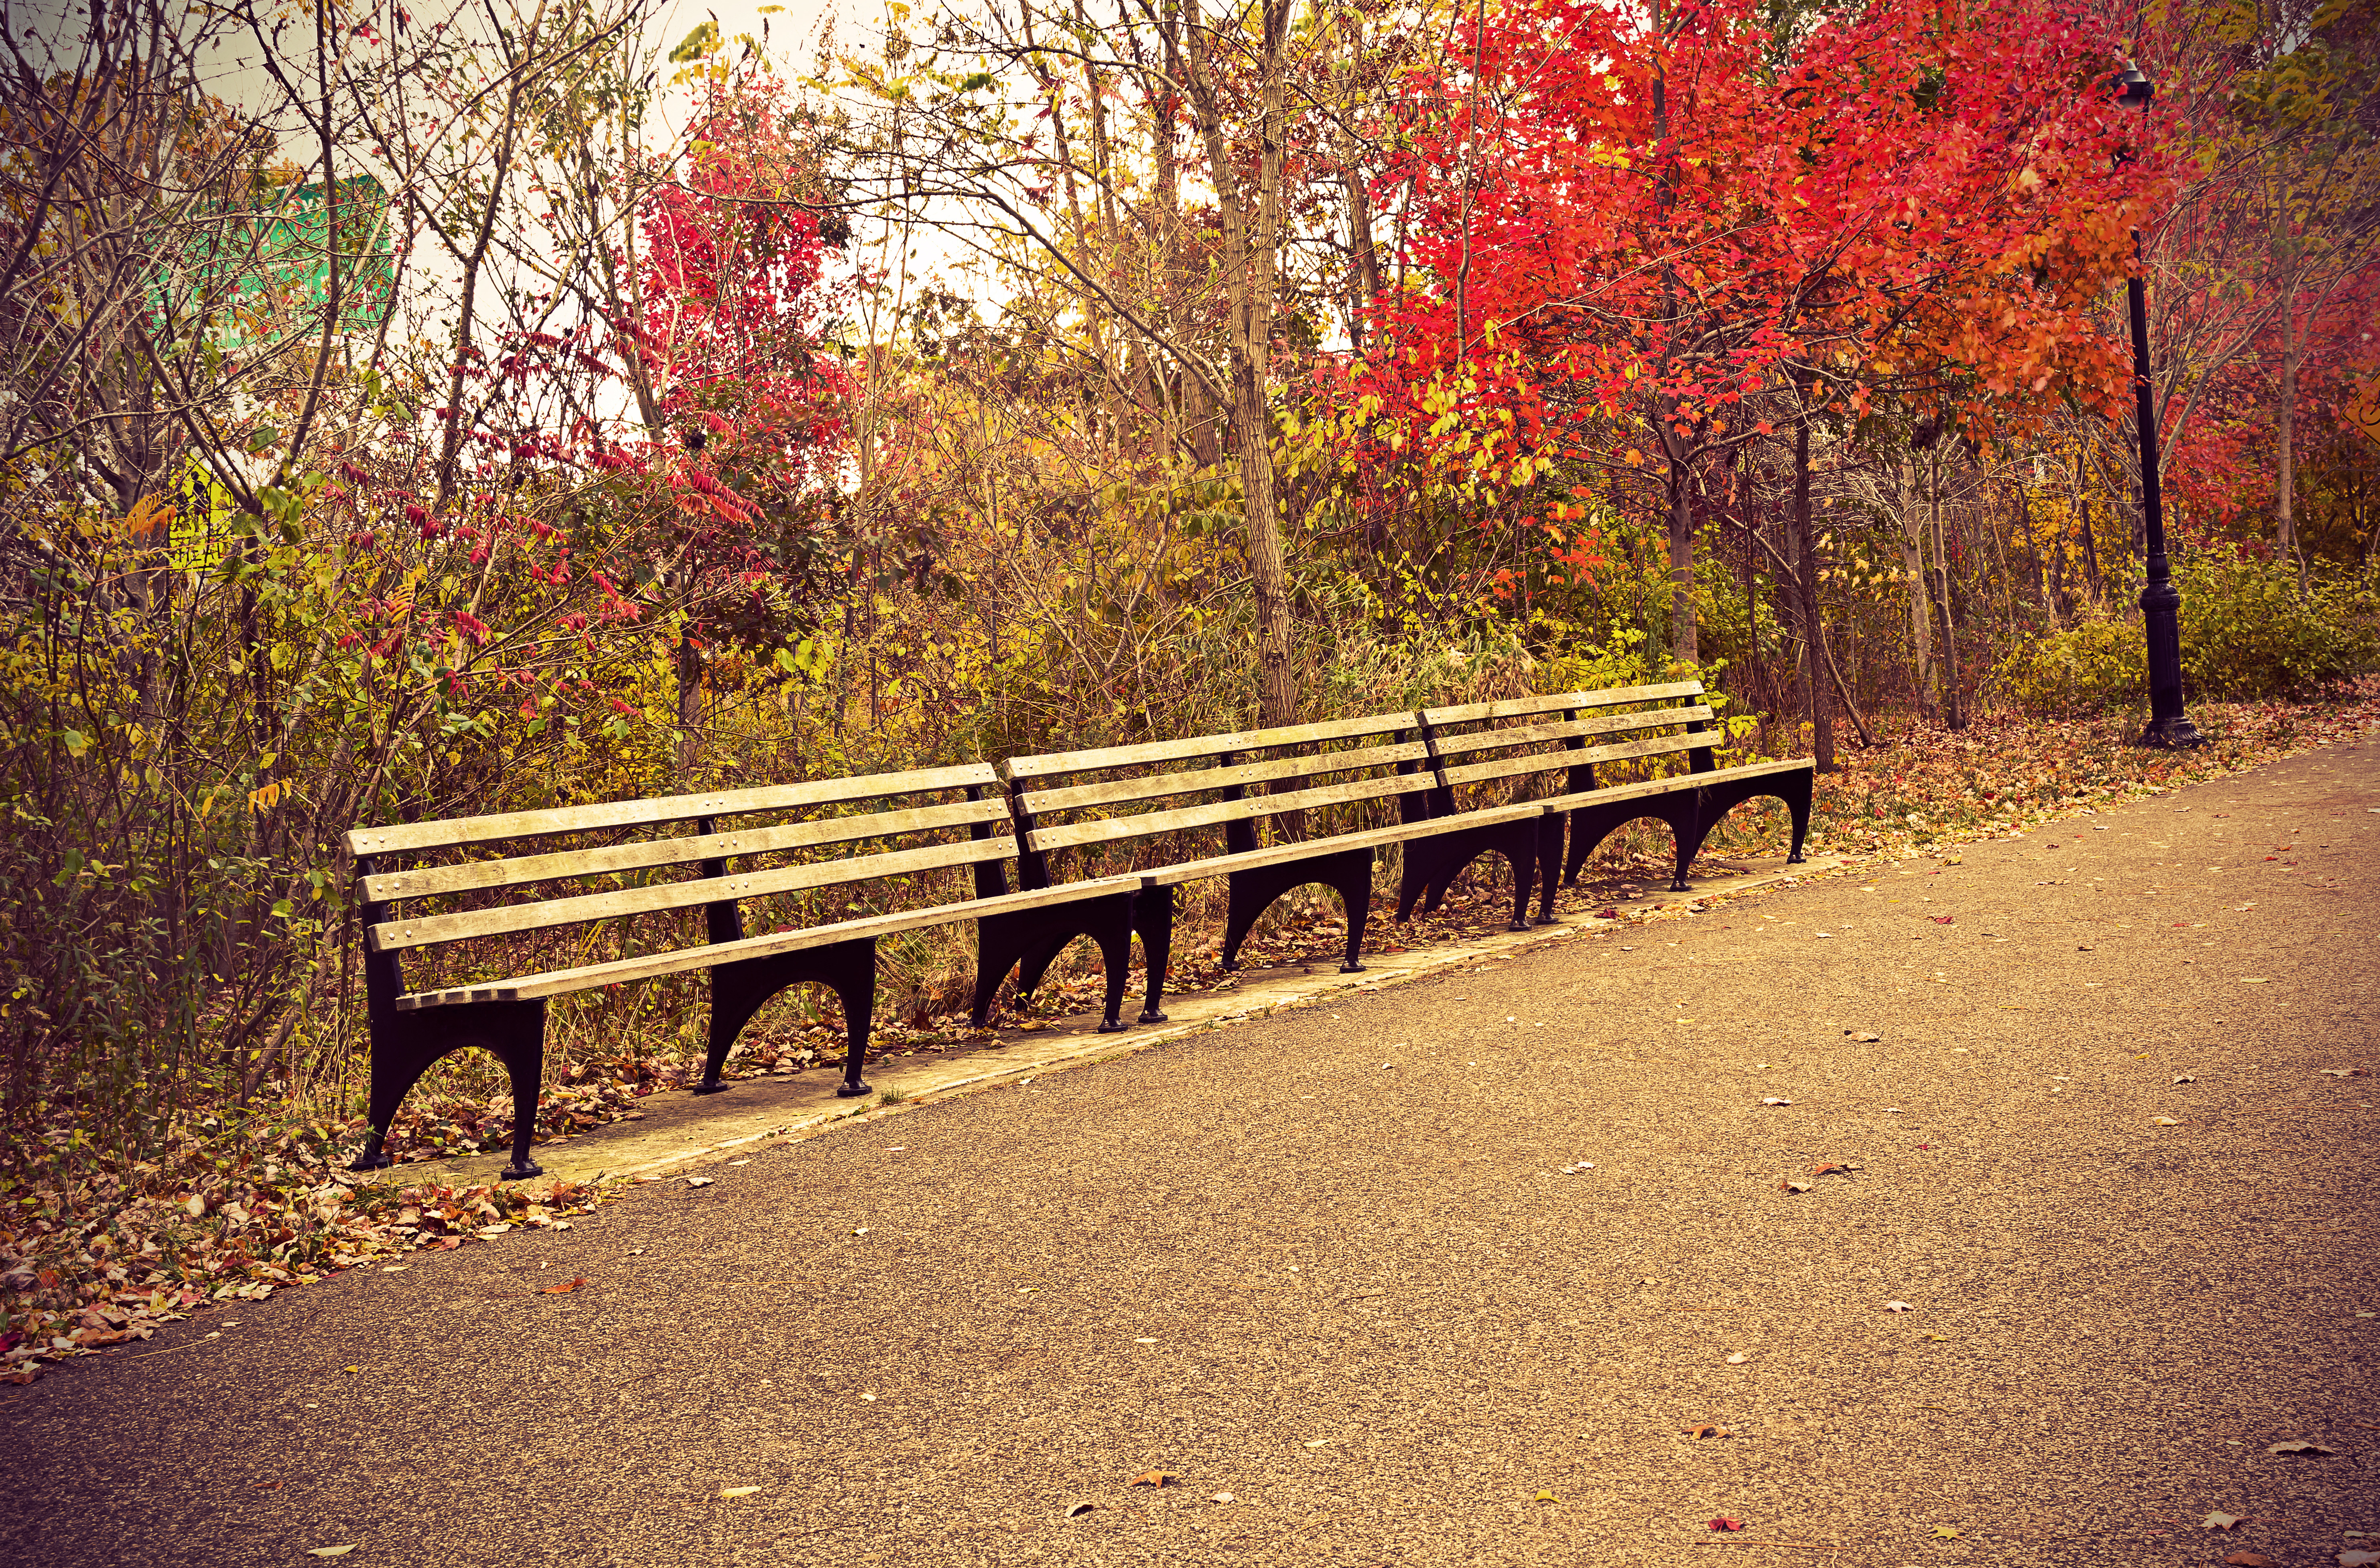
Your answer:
[987,682,1812,1022]
[345,684,1812,1178]
[343,765,1137,1178]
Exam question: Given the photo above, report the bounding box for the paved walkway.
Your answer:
[6,744,2375,1568]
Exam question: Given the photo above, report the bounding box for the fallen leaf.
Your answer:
[1933,1526,1962,1539]
[685,1176,715,1187]
[1855,1032,1881,1042]
[718,1486,762,1499]
[2151,1116,2183,1126]
[1709,1517,1743,1532]
[537,1276,585,1294]
[2202,1512,2243,1531]
[1064,1501,1095,1518]
[1724,1352,1748,1364]
[1761,1097,1793,1107]
[1781,1178,1814,1193]
[2174,1075,2197,1084]
[2320,1068,2368,1077]
[2241,977,2270,984]
[1885,1301,1913,1313]
[1932,915,1954,924]
[2339,1552,2380,1567]
[1301,1438,1334,1448]
[1809,1162,1858,1177]
[2224,1554,2283,1568]
[2267,1440,2338,1456]
[341,1365,359,1375]
[1534,1489,1559,1502]
[305,1550,357,1560]
[1210,1492,1235,1504]
[1684,1424,1729,1438]
[1128,1471,1177,1487]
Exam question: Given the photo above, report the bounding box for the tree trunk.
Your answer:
[1930,447,1964,730]
[1899,455,1936,720]
[1184,0,1299,727]
[2278,294,2304,590]
[1793,383,1832,771]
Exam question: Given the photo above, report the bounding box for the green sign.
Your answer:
[165,174,396,351]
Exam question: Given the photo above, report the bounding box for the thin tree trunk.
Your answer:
[1899,454,1935,721]
[1792,379,1832,771]
[1931,447,1964,730]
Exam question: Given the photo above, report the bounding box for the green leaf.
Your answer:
[670,20,719,61]
[61,728,90,758]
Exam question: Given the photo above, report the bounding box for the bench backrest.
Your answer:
[997,711,1438,886]
[1417,679,1720,812]
[347,763,1014,972]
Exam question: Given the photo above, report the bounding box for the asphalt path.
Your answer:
[6,742,2376,1568]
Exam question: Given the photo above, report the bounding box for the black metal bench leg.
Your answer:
[1535,814,1565,923]
[492,1018,547,1180]
[832,963,876,1097]
[1668,800,1700,891]
[1133,887,1174,1023]
[351,999,546,1180]
[1092,918,1134,1032]
[1331,858,1371,973]
[1783,772,1813,863]
[1505,830,1537,929]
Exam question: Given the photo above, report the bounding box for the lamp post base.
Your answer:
[2138,714,2205,750]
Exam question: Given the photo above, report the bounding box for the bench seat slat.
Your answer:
[1135,800,1547,888]
[346,761,1000,858]
[391,876,1145,1010]
[1000,712,1419,783]
[1425,704,1713,759]
[359,796,1012,904]
[369,835,1014,954]
[1018,738,1432,814]
[1533,755,1813,815]
[1439,730,1700,789]
[1026,771,1436,854]
[1419,680,1705,728]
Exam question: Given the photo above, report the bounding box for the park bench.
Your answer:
[985,680,1812,1021]
[343,683,1811,1179]
[343,764,1139,1178]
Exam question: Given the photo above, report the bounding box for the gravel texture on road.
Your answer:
[6,742,2375,1568]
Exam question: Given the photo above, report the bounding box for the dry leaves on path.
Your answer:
[1127,1471,1178,1488]
[2203,1512,2244,1530]
[2267,1440,2339,1456]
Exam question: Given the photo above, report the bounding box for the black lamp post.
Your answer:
[2114,61,2202,748]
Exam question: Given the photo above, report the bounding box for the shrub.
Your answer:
[1997,555,2379,714]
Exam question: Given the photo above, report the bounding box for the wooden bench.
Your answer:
[344,765,1138,1178]
[975,712,1553,1026]
[1403,678,1812,925]
[986,683,1812,1022]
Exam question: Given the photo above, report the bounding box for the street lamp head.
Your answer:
[2112,61,2153,110]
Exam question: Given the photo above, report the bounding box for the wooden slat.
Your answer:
[1026,772,1435,854]
[368,836,1013,953]
[358,796,1011,903]
[1533,756,1812,814]
[392,876,1146,1010]
[1000,711,1419,782]
[1018,738,1432,814]
[345,761,1000,858]
[1425,704,1714,759]
[1419,680,1704,728]
[1440,730,1698,789]
[1134,801,1547,888]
